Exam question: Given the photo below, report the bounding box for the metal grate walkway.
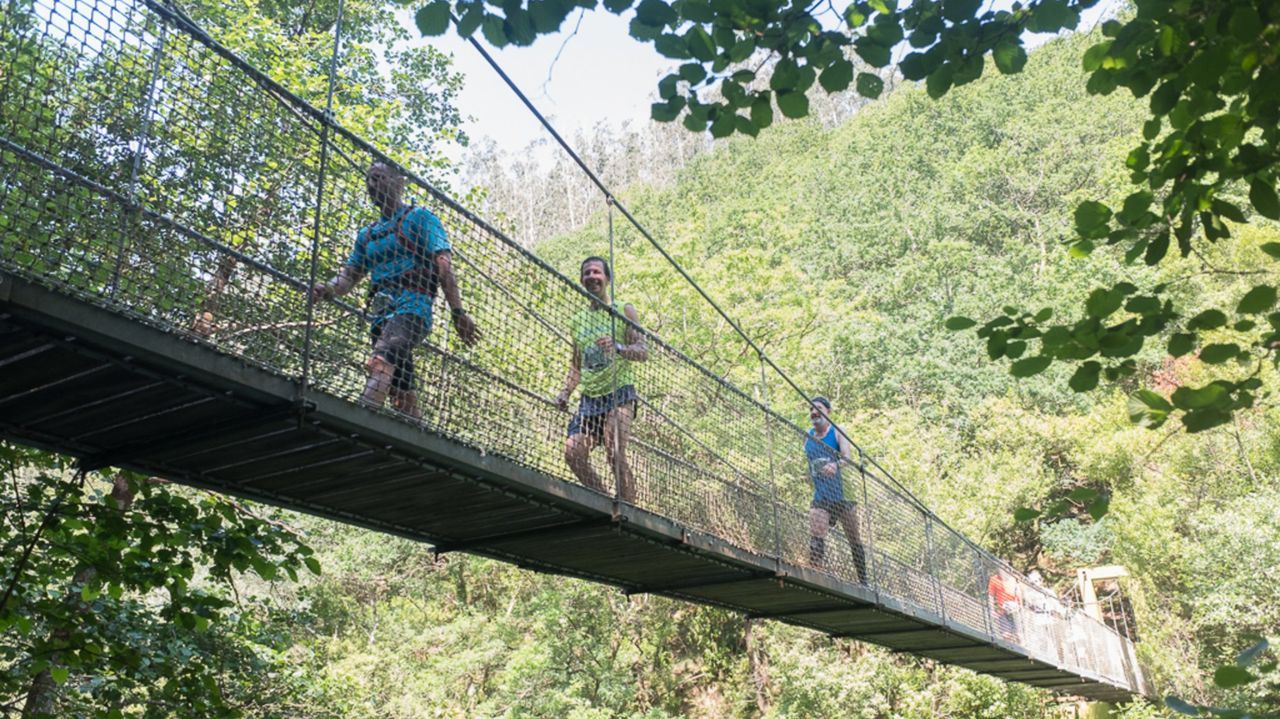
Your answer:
[0,0,1149,701]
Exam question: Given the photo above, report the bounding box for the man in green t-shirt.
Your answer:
[554,257,648,502]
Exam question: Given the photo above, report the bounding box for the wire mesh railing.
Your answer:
[0,0,1143,694]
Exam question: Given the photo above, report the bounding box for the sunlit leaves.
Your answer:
[992,40,1027,74]
[1129,389,1172,428]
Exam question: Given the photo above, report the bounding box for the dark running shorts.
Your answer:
[811,498,857,524]
[997,612,1018,638]
[371,314,427,393]
[567,384,638,442]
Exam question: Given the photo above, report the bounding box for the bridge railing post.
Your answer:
[758,353,782,565]
[113,16,167,300]
[859,450,876,593]
[923,512,945,622]
[974,550,994,639]
[301,0,346,399]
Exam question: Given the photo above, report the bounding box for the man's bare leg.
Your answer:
[564,433,605,492]
[808,507,831,566]
[604,404,636,503]
[389,389,421,419]
[360,355,395,409]
[835,505,868,583]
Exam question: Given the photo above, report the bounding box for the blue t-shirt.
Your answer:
[346,205,450,327]
[805,425,845,504]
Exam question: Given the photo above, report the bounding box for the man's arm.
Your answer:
[310,265,364,302]
[834,429,855,467]
[555,345,581,411]
[434,251,480,346]
[617,303,647,362]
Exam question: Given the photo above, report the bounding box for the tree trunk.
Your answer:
[22,476,135,718]
[744,617,771,716]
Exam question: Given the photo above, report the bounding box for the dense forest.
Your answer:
[2,2,1278,717]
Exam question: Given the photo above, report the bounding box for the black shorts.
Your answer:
[567,385,638,442]
[811,499,856,523]
[370,314,427,393]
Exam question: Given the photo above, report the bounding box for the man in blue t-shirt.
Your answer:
[309,162,480,415]
[803,396,867,584]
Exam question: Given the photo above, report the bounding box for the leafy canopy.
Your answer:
[416,0,1280,433]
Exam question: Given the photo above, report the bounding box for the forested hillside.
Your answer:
[3,13,1277,719]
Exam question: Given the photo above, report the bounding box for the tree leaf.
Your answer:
[1085,287,1123,318]
[1250,178,1280,220]
[1087,495,1110,521]
[1213,665,1255,688]
[992,39,1027,74]
[855,72,884,99]
[1068,487,1099,502]
[1014,507,1041,522]
[854,38,891,68]
[1068,362,1100,392]
[414,1,452,36]
[1171,383,1227,409]
[1184,407,1232,433]
[1074,200,1112,237]
[1187,309,1227,330]
[1237,285,1276,314]
[819,60,854,93]
[650,97,685,122]
[1168,333,1196,357]
[1128,389,1171,427]
[50,666,69,685]
[750,95,773,129]
[776,91,809,119]
[945,316,976,330]
[1010,355,1051,377]
[1199,343,1239,364]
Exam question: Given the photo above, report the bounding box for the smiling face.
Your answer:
[580,258,610,300]
[809,401,830,429]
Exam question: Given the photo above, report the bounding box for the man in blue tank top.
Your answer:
[804,396,867,584]
[309,162,480,415]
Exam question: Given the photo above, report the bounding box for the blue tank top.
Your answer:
[805,425,845,503]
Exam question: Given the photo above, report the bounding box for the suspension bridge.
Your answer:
[0,0,1150,702]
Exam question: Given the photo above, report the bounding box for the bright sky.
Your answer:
[426,10,675,159]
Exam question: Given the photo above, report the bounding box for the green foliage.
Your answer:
[0,444,316,717]
[424,0,1278,434]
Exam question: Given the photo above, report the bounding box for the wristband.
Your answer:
[451,307,467,318]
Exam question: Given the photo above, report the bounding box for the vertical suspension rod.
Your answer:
[111,19,168,298]
[758,353,782,565]
[301,0,346,399]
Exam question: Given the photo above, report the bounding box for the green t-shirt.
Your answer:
[570,301,636,398]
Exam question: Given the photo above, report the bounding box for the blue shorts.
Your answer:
[567,385,637,441]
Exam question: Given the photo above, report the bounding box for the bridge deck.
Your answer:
[0,275,1135,702]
